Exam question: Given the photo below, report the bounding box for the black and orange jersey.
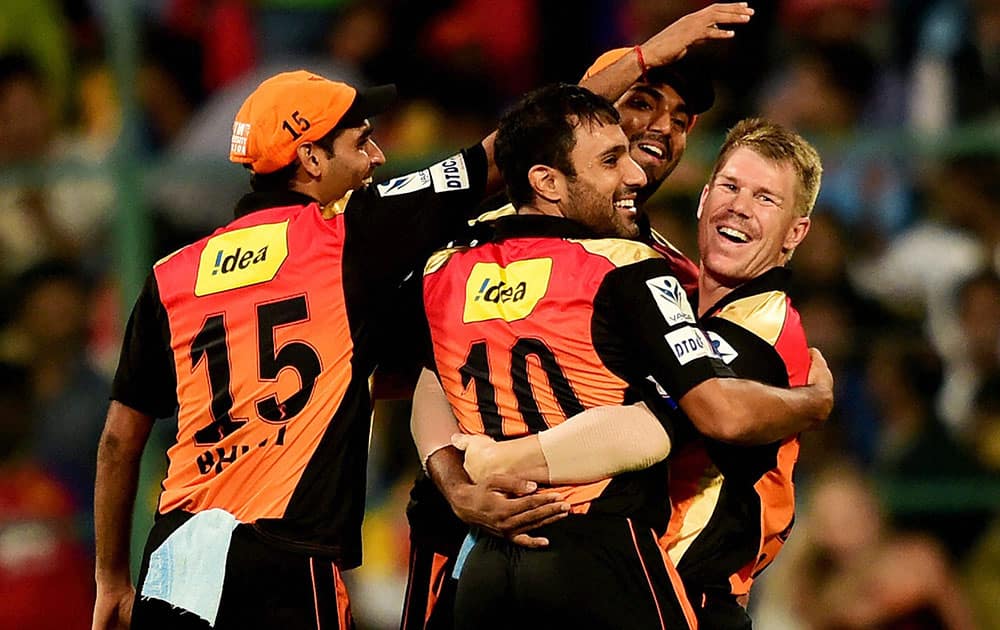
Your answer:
[660,267,810,602]
[421,214,732,530]
[111,146,488,567]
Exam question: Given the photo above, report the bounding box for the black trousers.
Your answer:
[132,511,353,630]
[453,515,697,630]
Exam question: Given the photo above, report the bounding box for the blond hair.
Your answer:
[710,118,823,217]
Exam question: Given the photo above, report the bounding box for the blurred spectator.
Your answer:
[908,0,1000,131]
[866,334,994,559]
[0,53,114,281]
[757,464,978,629]
[760,41,912,251]
[0,0,73,119]
[937,270,1000,435]
[850,153,999,389]
[0,361,94,629]
[2,261,110,544]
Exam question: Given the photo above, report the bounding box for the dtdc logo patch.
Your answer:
[665,326,715,365]
[646,276,695,326]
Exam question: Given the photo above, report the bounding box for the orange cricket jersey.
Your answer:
[110,144,490,565]
[422,214,729,528]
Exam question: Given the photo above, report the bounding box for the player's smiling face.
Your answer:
[562,121,647,238]
[615,82,690,199]
[698,147,810,286]
[318,121,385,202]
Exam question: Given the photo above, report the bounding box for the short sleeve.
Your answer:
[110,273,178,419]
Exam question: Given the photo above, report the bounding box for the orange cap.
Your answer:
[229,70,396,174]
[581,48,715,119]
[582,47,633,81]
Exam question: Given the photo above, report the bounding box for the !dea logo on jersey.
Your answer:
[706,331,739,364]
[463,258,552,323]
[665,326,716,365]
[646,276,696,326]
[195,221,289,296]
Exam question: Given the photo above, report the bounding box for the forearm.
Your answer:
[538,403,670,483]
[579,48,645,101]
[411,367,459,467]
[682,378,831,446]
[94,402,152,587]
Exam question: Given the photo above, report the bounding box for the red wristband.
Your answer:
[633,45,649,81]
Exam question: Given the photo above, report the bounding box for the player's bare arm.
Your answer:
[580,2,754,101]
[679,347,833,446]
[93,401,154,630]
[457,348,832,484]
[412,368,570,548]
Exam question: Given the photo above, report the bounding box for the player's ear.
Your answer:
[781,215,811,262]
[297,143,323,178]
[528,165,561,203]
[696,184,709,219]
[783,216,811,251]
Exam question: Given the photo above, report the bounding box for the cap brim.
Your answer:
[338,84,397,128]
[644,56,715,115]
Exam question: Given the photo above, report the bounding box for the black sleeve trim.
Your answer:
[110,273,178,419]
[592,258,733,401]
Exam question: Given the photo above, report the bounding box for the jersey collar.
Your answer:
[699,267,793,318]
[233,190,318,219]
[492,214,600,241]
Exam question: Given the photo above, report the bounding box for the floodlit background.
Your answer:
[0,0,997,628]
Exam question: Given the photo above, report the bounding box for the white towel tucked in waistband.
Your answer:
[140,508,240,627]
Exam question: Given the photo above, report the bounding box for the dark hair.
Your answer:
[0,52,44,88]
[495,83,619,207]
[248,125,346,192]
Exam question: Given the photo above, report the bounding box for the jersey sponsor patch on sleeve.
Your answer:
[430,153,470,192]
[376,170,432,197]
[646,275,696,326]
[195,221,289,296]
[706,331,739,364]
[665,326,715,365]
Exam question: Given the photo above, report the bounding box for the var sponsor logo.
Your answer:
[646,276,695,325]
[665,326,714,365]
[376,170,431,197]
[463,258,552,323]
[706,330,738,364]
[430,154,470,192]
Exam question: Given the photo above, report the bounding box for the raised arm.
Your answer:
[580,3,754,101]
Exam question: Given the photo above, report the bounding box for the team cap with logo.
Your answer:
[229,70,397,174]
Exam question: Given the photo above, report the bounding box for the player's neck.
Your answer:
[697,266,738,318]
[518,200,564,218]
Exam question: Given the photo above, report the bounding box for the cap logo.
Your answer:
[231,121,251,157]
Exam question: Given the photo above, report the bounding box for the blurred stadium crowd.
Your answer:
[0,0,997,628]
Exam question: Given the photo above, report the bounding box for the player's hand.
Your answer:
[448,474,570,549]
[805,347,834,426]
[452,433,503,484]
[93,581,135,630]
[640,3,754,67]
